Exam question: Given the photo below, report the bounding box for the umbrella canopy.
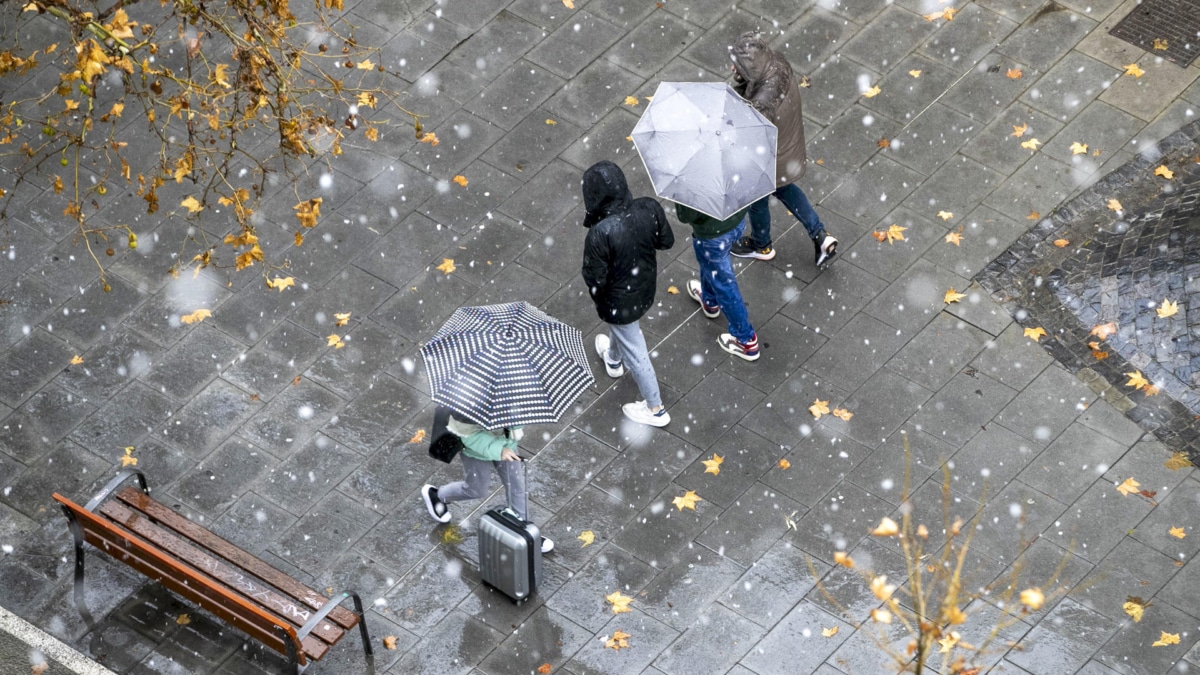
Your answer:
[631,81,778,220]
[420,302,594,430]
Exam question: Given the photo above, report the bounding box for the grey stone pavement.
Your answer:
[2,0,1200,673]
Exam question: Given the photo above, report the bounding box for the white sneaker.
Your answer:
[594,334,624,378]
[421,484,452,523]
[686,279,720,319]
[541,537,555,554]
[622,400,671,427]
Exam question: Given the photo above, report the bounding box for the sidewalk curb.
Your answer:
[0,605,116,675]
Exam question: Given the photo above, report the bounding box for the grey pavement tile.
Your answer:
[289,268,397,339]
[543,280,603,344]
[774,9,860,76]
[996,365,1098,443]
[904,154,1006,220]
[371,267,479,341]
[121,276,232,348]
[807,105,902,176]
[353,488,443,576]
[1054,0,1127,17]
[207,491,297,556]
[541,59,641,131]
[778,260,889,336]
[1048,481,1154,564]
[380,549,478,636]
[1020,51,1121,123]
[923,208,1031,280]
[838,368,935,449]
[421,162,525,233]
[405,109,505,177]
[633,56,728,101]
[945,424,1045,502]
[863,259,969,335]
[158,379,263,456]
[719,313,825,394]
[885,103,981,175]
[805,313,911,391]
[611,483,718,567]
[467,261,561,307]
[0,382,96,464]
[303,322,407,402]
[824,0,893,24]
[167,437,276,516]
[0,440,109,523]
[55,327,160,401]
[821,156,925,227]
[312,551,401,610]
[912,369,1018,448]
[1096,599,1200,673]
[268,491,381,571]
[40,273,146,348]
[221,321,326,401]
[587,429,700,508]
[981,152,1078,215]
[0,329,74,408]
[740,600,854,674]
[940,53,1035,123]
[390,610,506,675]
[675,426,782,508]
[739,0,814,24]
[800,55,884,127]
[667,369,765,450]
[377,18,468,85]
[448,215,538,285]
[458,548,572,629]
[603,12,698,78]
[0,222,54,290]
[435,0,507,31]
[477,606,592,674]
[587,0,659,28]
[696,482,800,566]
[720,538,828,629]
[653,604,763,674]
[414,59,489,110]
[527,428,618,511]
[339,418,437,515]
[970,321,1055,389]
[565,610,681,675]
[886,311,992,391]
[1073,0,1142,68]
[920,3,1020,71]
[664,0,747,28]
[255,434,360,514]
[281,216,384,290]
[1016,421,1126,505]
[1077,397,1145,447]
[507,0,585,30]
[848,426,956,504]
[1126,98,1200,160]
[941,281,1012,337]
[208,282,307,347]
[303,610,409,674]
[960,103,1064,175]
[0,278,63,350]
[559,107,642,173]
[1042,100,1143,178]
[516,214,588,284]
[1007,598,1121,673]
[741,369,848,452]
[527,11,625,79]
[843,6,940,73]
[996,5,1098,71]
[321,373,426,453]
[25,239,105,294]
[970,480,1070,562]
[1099,55,1200,122]
[845,205,948,283]
[545,543,659,632]
[1162,553,1200,619]
[636,552,747,631]
[1130,481,1200,562]
[67,382,178,458]
[541,485,637,572]
[787,480,895,565]
[353,161,442,234]
[499,159,586,230]
[464,60,566,131]
[827,621,913,674]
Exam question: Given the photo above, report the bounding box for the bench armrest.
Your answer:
[297,591,373,657]
[85,469,149,512]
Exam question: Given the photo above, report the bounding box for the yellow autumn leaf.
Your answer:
[180,308,212,324]
[1019,588,1044,610]
[702,454,723,475]
[938,632,961,653]
[266,276,295,292]
[327,334,345,349]
[1124,63,1145,78]
[356,58,376,70]
[871,608,892,624]
[1011,123,1028,137]
[937,210,953,221]
[833,551,854,568]
[1157,298,1179,318]
[777,458,791,470]
[63,98,80,112]
[623,95,639,106]
[364,127,379,142]
[1107,198,1123,212]
[605,629,631,650]
[1027,211,1041,220]
[1165,452,1192,471]
[832,407,853,421]
[70,354,84,365]
[545,119,557,125]
[1023,326,1047,341]
[1152,632,1180,647]
[945,231,963,245]
[120,446,137,467]
[294,197,322,228]
[809,398,830,418]
[333,312,351,327]
[1125,371,1150,389]
[1152,38,1168,50]
[562,0,575,8]
[862,85,881,98]
[606,591,633,614]
[1090,322,1118,339]
[908,69,922,77]
[578,530,595,547]
[872,223,906,244]
[872,517,900,537]
[1115,476,1141,496]
[1154,165,1174,179]
[108,102,124,118]
[213,63,232,89]
[1069,141,1088,155]
[180,196,204,213]
[175,613,191,625]
[672,490,702,511]
[1054,239,1070,247]
[1006,68,1023,79]
[420,132,440,146]
[1123,598,1146,622]
[1169,526,1186,539]
[944,288,967,303]
[1020,138,1042,151]
[871,575,897,600]
[357,92,377,108]
[436,258,456,274]
[821,626,839,638]
[452,175,468,187]
[383,635,398,650]
[408,429,426,444]
[666,285,679,294]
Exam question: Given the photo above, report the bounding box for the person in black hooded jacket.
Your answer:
[581,161,674,427]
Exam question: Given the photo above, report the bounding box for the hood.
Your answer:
[582,161,632,228]
[730,31,771,83]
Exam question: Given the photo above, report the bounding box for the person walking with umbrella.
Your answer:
[581,161,674,427]
[728,31,838,269]
[678,203,760,361]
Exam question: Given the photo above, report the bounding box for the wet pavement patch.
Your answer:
[1109,0,1200,67]
[979,118,1200,463]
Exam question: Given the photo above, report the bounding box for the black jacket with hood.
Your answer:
[581,161,674,325]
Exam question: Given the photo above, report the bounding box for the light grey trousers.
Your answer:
[603,320,663,408]
[438,455,528,520]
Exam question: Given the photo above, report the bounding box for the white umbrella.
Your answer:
[631,81,778,220]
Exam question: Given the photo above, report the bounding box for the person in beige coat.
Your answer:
[728,31,838,269]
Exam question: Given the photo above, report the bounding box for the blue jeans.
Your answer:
[692,220,755,343]
[748,182,825,248]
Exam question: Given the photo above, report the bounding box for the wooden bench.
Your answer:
[53,470,373,674]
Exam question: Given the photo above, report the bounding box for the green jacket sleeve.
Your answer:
[460,428,520,461]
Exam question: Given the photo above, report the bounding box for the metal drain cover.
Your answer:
[1109,0,1200,67]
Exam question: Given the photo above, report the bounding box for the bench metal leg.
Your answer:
[60,505,95,627]
[349,592,374,658]
[276,624,302,675]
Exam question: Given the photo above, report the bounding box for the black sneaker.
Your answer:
[422,484,451,523]
[814,233,838,269]
[731,236,776,260]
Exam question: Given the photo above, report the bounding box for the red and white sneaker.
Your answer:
[687,279,720,319]
[718,333,760,361]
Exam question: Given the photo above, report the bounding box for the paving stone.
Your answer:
[465,60,566,131]
[653,604,763,674]
[667,369,764,450]
[0,440,110,523]
[1007,597,1122,673]
[905,154,1006,222]
[675,426,782,508]
[514,215,588,286]
[602,12,697,78]
[885,104,981,176]
[39,274,147,348]
[136,324,243,401]
[1016,421,1128,506]
[612,483,719,567]
[565,609,681,675]
[588,431,701,508]
[320,374,425,454]
[968,480,1070,562]
[1161,552,1200,618]
[997,365,1098,443]
[205,491,298,557]
[961,105,1063,178]
[0,382,96,464]
[940,53,1036,123]
[378,549,478,636]
[719,538,827,629]
[778,260,889,336]
[220,321,326,402]
[506,0,581,30]
[390,609,506,675]
[254,434,360,515]
[55,328,160,401]
[545,543,659,632]
[797,55,883,127]
[945,424,1045,502]
[1042,100,1143,175]
[970,321,1055,389]
[457,554,570,630]
[696,482,801,566]
[843,7,940,74]
[664,0,748,28]
[826,620,914,673]
[1077,396,1146,447]
[121,275,232,348]
[446,215,539,286]
[885,312,993,390]
[477,606,592,674]
[442,11,541,82]
[587,0,659,28]
[78,616,160,673]
[823,0,893,23]
[787,480,895,565]
[821,155,925,227]
[0,329,73,408]
[981,155,1082,229]
[498,159,586,231]
[376,18,468,85]
[807,105,901,176]
[804,313,910,391]
[923,209,1031,280]
[339,427,436,516]
[920,3,1020,71]
[1129,480,1200,561]
[26,239,106,294]
[847,425,957,504]
[527,11,625,79]
[635,552,746,631]
[1020,51,1121,123]
[167,437,276,516]
[467,261,562,308]
[773,8,860,76]
[1126,98,1200,159]
[997,5,1098,71]
[740,600,854,674]
[67,381,178,458]
[739,369,846,452]
[526,428,618,511]
[844,207,946,283]
[1099,54,1200,122]
[912,369,1018,448]
[541,485,637,572]
[158,379,263,456]
[371,266,478,341]
[0,278,63,350]
[1096,598,1200,673]
[1050,479,1156,564]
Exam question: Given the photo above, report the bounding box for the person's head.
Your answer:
[729,31,771,82]
[581,160,632,228]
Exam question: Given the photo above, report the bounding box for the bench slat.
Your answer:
[115,487,360,630]
[100,500,346,646]
[53,494,327,663]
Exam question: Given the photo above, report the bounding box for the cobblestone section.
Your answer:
[979,118,1200,462]
[1109,0,1200,67]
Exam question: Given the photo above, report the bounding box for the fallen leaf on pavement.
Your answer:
[1169,526,1186,539]
[1116,477,1141,496]
[545,119,557,125]
[1070,142,1088,155]
[1155,165,1174,179]
[180,196,204,213]
[180,308,212,324]
[1152,38,1168,50]
[1124,596,1150,622]
[863,85,881,98]
[672,490,701,511]
[821,626,839,638]
[605,629,631,650]
[1125,371,1150,389]
[408,429,426,444]
[177,613,191,625]
[1153,632,1180,647]
[909,69,922,77]
[945,231,962,245]
[1124,63,1145,78]
[1027,211,1041,220]
[937,210,953,221]
[809,399,830,418]
[436,258,456,274]
[944,288,966,304]
[702,454,723,475]
[1053,239,1070,247]
[1011,123,1028,137]
[327,334,345,349]
[872,224,906,244]
[606,591,634,614]
[562,0,575,7]
[1006,68,1023,79]
[1157,298,1179,317]
[266,276,295,292]
[1107,199,1123,212]
[120,446,137,467]
[872,517,900,536]
[938,632,961,653]
[834,551,854,568]
[452,175,468,187]
[777,458,791,470]
[872,608,893,624]
[1020,138,1041,151]
[666,285,679,294]
[383,635,398,650]
[624,95,639,106]
[878,137,890,148]
[1090,322,1118,339]
[292,375,302,386]
[832,407,853,421]
[70,354,84,365]
[538,663,552,674]
[871,575,897,600]
[1165,452,1192,471]
[1023,326,1047,341]
[334,312,351,326]
[1019,588,1044,610]
[419,132,439,146]
[578,530,595,547]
